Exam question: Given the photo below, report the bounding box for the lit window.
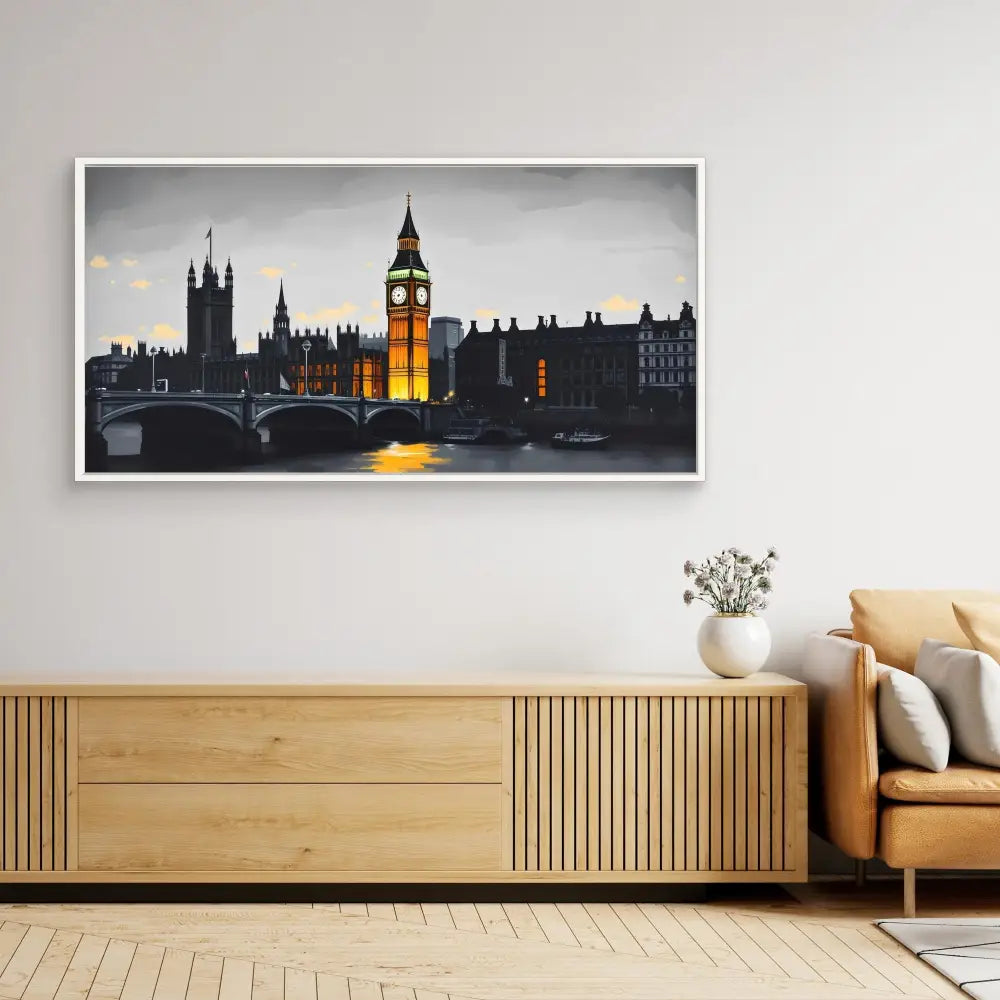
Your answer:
[537,358,546,398]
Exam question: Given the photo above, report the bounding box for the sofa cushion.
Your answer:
[876,664,951,771]
[915,638,1000,768]
[850,589,1000,671]
[954,600,1000,661]
[880,762,1000,804]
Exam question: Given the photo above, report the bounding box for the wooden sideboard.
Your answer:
[0,674,806,883]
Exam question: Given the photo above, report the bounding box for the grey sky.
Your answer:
[84,164,698,358]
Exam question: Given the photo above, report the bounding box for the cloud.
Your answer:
[89,255,110,269]
[138,325,147,332]
[293,303,358,323]
[370,299,381,310]
[121,258,139,267]
[99,334,136,348]
[365,261,374,268]
[600,294,639,312]
[151,322,182,340]
[674,274,687,284]
[362,314,378,324]
[290,262,298,268]
[475,308,499,319]
[257,266,284,279]
[129,279,152,290]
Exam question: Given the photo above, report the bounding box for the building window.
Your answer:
[537,358,546,398]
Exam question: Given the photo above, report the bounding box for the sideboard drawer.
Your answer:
[79,697,501,783]
[79,783,501,872]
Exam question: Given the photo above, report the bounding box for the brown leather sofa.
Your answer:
[804,589,1000,916]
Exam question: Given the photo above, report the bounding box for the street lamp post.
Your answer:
[201,353,207,393]
[151,350,156,392]
[302,339,311,396]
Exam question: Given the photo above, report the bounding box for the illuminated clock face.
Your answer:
[391,285,407,305]
[415,286,428,306]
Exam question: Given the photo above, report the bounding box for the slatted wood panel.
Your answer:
[509,695,798,873]
[1,697,75,871]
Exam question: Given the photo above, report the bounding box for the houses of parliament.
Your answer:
[85,195,696,415]
[86,198,445,401]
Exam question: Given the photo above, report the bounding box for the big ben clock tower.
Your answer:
[385,193,431,401]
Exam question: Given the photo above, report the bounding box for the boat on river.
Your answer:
[550,428,611,450]
[443,417,528,444]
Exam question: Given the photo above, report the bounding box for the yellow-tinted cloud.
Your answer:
[600,294,639,312]
[290,262,298,268]
[121,258,139,267]
[151,323,182,340]
[129,279,152,290]
[257,266,284,279]
[89,255,110,269]
[294,303,358,323]
[675,274,687,284]
[475,308,499,319]
[365,261,374,268]
[138,325,147,332]
[99,335,136,348]
[370,299,381,310]
[362,314,378,324]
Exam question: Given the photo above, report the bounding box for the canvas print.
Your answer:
[77,158,703,480]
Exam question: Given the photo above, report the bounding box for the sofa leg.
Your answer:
[855,859,867,887]
[903,868,916,918]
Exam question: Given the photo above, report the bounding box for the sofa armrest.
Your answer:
[828,628,854,639]
[803,633,879,859]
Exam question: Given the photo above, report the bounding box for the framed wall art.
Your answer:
[76,158,704,481]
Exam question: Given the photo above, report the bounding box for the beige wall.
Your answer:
[1,0,998,691]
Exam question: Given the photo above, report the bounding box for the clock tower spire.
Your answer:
[386,194,430,400]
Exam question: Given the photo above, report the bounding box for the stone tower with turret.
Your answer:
[186,250,235,361]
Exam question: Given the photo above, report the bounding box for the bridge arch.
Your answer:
[98,400,243,432]
[364,405,422,424]
[252,401,359,429]
[364,405,423,441]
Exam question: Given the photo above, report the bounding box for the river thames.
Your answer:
[103,423,696,474]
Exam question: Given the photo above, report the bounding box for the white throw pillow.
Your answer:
[876,664,951,771]
[915,638,1000,767]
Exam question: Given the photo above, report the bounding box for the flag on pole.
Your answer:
[279,372,291,393]
[205,227,212,239]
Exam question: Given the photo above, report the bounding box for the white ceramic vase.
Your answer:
[697,613,771,678]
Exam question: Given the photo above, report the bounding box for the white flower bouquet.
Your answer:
[683,547,778,614]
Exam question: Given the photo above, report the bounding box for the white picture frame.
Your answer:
[76,157,705,482]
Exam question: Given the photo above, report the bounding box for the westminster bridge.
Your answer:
[84,389,460,470]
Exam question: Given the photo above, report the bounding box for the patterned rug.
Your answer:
[878,919,1000,999]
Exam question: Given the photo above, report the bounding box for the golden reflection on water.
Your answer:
[361,441,451,473]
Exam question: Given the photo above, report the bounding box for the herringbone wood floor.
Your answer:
[1,881,993,1000]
